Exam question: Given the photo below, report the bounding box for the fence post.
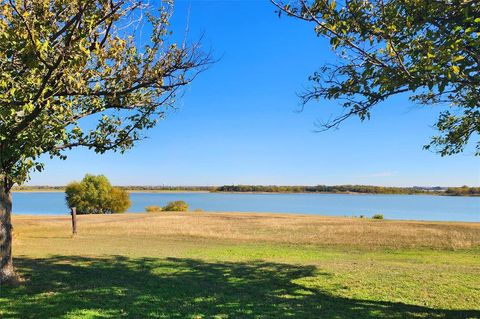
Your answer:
[71,207,77,235]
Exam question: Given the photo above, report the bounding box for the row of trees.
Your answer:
[216,185,447,195]
[13,184,480,196]
[445,186,480,196]
[11,185,218,192]
[12,186,65,191]
[117,186,218,192]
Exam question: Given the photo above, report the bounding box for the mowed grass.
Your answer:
[1,212,480,318]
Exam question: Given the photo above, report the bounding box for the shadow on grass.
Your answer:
[1,256,478,319]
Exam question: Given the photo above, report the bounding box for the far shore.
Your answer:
[11,189,210,193]
[11,189,479,197]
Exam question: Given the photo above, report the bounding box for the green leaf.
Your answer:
[330,0,336,10]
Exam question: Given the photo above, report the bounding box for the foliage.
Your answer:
[273,0,480,155]
[11,185,218,192]
[163,200,189,212]
[372,214,384,220]
[13,184,480,197]
[446,186,480,196]
[145,205,163,213]
[0,0,210,190]
[108,187,131,214]
[217,184,442,195]
[65,174,130,214]
[119,186,218,192]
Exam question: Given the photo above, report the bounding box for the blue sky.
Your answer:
[28,0,479,187]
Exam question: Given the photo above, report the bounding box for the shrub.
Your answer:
[109,188,131,214]
[372,214,384,220]
[65,174,130,214]
[193,208,204,212]
[145,206,163,213]
[163,200,189,212]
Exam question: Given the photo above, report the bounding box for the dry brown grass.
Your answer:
[13,212,480,250]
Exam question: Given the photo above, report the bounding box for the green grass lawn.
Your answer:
[1,213,479,318]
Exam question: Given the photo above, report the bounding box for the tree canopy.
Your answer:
[273,0,480,155]
[65,174,131,214]
[0,0,210,283]
[0,0,211,189]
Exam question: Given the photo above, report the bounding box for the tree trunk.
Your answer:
[0,184,15,284]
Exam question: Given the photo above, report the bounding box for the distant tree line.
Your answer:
[445,186,480,196]
[216,185,480,196]
[216,185,433,194]
[11,184,480,196]
[118,186,218,192]
[11,185,217,192]
[12,185,65,191]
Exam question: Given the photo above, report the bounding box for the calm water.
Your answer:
[11,191,480,222]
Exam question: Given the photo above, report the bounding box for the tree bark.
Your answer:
[0,184,15,284]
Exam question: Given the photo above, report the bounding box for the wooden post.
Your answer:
[71,207,77,235]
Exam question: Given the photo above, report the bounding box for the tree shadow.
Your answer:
[1,256,478,318]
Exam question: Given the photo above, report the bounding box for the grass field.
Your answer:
[1,212,480,318]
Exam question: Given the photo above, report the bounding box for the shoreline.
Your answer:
[11,189,479,197]
[12,211,480,224]
[9,190,213,194]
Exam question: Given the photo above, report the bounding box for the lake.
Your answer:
[11,191,480,222]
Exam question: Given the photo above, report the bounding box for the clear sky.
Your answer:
[28,0,479,187]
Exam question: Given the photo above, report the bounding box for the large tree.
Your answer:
[272,0,479,155]
[0,0,210,283]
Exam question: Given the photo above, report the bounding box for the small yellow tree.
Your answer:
[65,175,130,214]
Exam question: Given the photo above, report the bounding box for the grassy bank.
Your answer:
[2,213,480,318]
